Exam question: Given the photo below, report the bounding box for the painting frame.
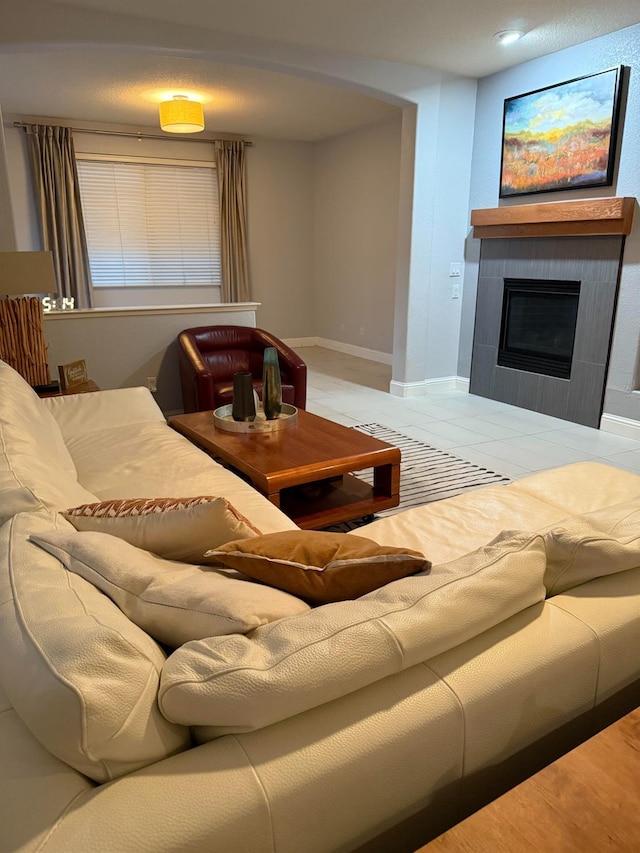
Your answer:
[499,66,624,199]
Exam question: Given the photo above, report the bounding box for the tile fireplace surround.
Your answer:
[469,198,635,429]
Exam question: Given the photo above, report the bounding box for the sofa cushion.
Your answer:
[548,565,640,703]
[508,461,640,516]
[44,385,298,536]
[359,462,640,567]
[206,530,429,604]
[0,360,97,524]
[159,530,547,735]
[0,510,190,783]
[62,416,299,535]
[31,528,310,647]
[358,483,575,566]
[62,496,261,563]
[541,496,640,595]
[41,385,166,441]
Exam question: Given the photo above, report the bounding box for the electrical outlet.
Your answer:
[359,326,364,336]
[452,283,461,299]
[147,376,158,392]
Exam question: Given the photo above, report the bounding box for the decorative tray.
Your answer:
[213,403,298,433]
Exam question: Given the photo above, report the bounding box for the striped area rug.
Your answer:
[353,422,511,518]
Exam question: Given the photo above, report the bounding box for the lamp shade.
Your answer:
[159,96,205,134]
[0,251,57,296]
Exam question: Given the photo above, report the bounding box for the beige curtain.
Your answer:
[24,124,93,309]
[214,140,250,303]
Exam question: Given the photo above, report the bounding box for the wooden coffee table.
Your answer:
[169,409,400,529]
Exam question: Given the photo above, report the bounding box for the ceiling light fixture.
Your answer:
[495,29,525,46]
[159,95,205,134]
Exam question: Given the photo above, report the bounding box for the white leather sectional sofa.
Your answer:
[1,357,639,853]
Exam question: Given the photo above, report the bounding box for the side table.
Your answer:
[36,380,101,398]
[416,706,640,851]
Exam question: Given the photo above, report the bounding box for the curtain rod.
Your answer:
[12,121,253,146]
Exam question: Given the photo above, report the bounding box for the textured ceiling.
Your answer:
[0,50,400,142]
[32,0,640,77]
[1,0,639,141]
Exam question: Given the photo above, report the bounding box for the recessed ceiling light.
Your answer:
[495,29,525,46]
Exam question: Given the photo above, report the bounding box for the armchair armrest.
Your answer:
[177,332,216,413]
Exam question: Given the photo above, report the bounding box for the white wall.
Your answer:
[313,117,401,355]
[44,303,259,414]
[0,106,18,250]
[4,123,38,250]
[246,138,315,338]
[424,77,477,381]
[390,79,477,393]
[462,22,640,423]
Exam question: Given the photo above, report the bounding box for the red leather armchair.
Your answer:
[177,325,307,413]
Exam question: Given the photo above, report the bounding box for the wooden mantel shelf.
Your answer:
[471,197,636,239]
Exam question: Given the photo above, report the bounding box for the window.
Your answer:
[76,155,221,288]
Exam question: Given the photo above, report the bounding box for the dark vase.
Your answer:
[231,372,257,421]
[262,347,282,420]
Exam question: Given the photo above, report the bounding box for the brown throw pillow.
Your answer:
[205,530,430,604]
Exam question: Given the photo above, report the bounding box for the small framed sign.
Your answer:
[58,359,88,391]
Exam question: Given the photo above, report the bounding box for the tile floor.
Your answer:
[298,346,640,479]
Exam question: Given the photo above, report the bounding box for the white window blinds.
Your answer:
[76,157,221,287]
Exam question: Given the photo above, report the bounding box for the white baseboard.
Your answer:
[285,336,393,365]
[600,412,640,439]
[283,339,471,395]
[282,337,318,349]
[316,337,393,365]
[389,376,462,397]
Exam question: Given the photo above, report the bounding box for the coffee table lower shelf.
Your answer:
[279,473,399,529]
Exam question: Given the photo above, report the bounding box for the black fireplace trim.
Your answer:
[497,278,580,380]
[497,350,571,379]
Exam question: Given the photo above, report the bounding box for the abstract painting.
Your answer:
[499,66,624,198]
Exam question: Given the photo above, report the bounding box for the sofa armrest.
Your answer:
[41,387,165,441]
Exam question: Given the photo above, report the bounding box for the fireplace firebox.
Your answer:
[497,279,580,379]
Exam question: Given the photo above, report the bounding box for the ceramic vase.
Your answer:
[231,372,257,421]
[262,347,282,420]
